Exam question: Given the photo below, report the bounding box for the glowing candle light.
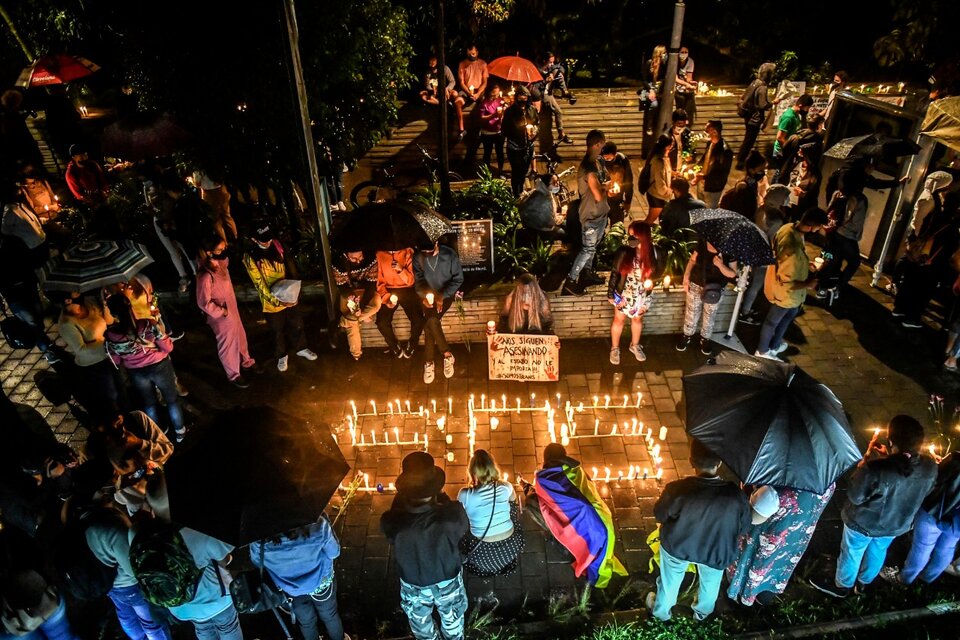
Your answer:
[414,433,419,444]
[577,402,584,412]
[361,433,366,445]
[424,433,429,450]
[388,482,396,491]
[446,434,454,444]
[556,392,562,409]
[371,400,377,415]
[659,426,668,441]
[394,427,400,443]
[873,427,880,438]
[350,400,358,421]
[611,423,618,436]
[593,395,599,408]
[594,419,600,436]
[431,400,437,414]
[516,398,521,414]
[491,399,497,411]
[636,392,642,408]
[426,292,435,305]
[622,394,629,408]
[503,472,509,483]
[646,427,653,439]
[490,417,499,430]
[502,394,507,409]
[652,444,661,458]
[627,465,635,480]
[437,416,446,431]
[371,430,377,445]
[447,452,455,462]
[531,393,536,406]
[643,279,654,290]
[405,400,411,414]
[929,444,936,457]
[481,394,486,409]
[487,320,496,334]
[663,275,672,289]
[656,468,663,480]
[560,423,568,439]
[389,294,399,306]
[604,467,612,482]
[363,473,370,489]
[592,467,599,480]
[383,430,390,445]
[395,399,401,414]
[643,467,649,479]
[448,397,453,415]
[388,402,394,415]
[604,395,610,409]
[618,470,624,480]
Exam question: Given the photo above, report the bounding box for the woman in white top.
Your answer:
[457,450,525,576]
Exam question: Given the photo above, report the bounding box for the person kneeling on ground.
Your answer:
[333,246,380,361]
[458,450,524,576]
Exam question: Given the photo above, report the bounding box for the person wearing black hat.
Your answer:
[694,120,732,209]
[64,143,108,208]
[381,452,469,640]
[332,246,380,361]
[502,85,540,197]
[242,223,317,372]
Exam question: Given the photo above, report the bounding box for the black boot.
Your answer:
[561,278,585,296]
[579,269,605,287]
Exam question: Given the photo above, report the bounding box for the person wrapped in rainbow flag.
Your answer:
[521,444,627,588]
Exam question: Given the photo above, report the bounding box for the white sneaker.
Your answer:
[277,356,289,372]
[774,341,789,355]
[296,348,318,361]
[609,347,620,365]
[629,344,647,362]
[423,362,436,384]
[754,350,782,362]
[443,354,455,378]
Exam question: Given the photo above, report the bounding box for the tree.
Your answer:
[873,0,960,86]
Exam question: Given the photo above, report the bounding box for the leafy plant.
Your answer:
[652,226,697,277]
[547,585,593,624]
[330,472,363,527]
[597,221,627,271]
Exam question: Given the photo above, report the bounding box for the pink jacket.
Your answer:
[196,258,240,321]
[105,320,173,370]
[479,97,506,134]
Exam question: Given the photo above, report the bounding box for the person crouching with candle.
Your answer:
[414,241,463,384]
[333,245,380,361]
[376,246,425,360]
[607,221,656,364]
[458,450,524,576]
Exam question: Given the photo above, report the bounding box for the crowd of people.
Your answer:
[1,38,959,640]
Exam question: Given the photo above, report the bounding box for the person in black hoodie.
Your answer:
[381,452,469,640]
[333,247,380,361]
[646,439,751,622]
[882,451,960,584]
[736,62,776,169]
[810,415,937,598]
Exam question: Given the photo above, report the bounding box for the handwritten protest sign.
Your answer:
[487,333,560,381]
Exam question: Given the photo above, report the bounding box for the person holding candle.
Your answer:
[420,54,465,135]
[677,238,737,356]
[562,129,611,296]
[376,247,425,359]
[243,222,317,372]
[643,135,674,224]
[457,44,488,106]
[333,246,380,361]
[600,142,634,225]
[196,234,256,388]
[810,415,937,598]
[457,450,525,576]
[414,241,463,384]
[665,109,692,170]
[478,84,507,176]
[607,221,657,364]
[694,120,732,209]
[646,439,751,621]
[879,450,960,586]
[58,292,120,420]
[249,514,351,640]
[502,85,539,197]
[381,452,469,640]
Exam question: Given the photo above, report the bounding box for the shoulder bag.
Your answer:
[463,483,498,561]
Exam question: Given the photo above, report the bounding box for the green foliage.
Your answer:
[470,0,515,24]
[300,0,415,168]
[597,222,626,271]
[651,226,697,278]
[872,0,960,71]
[770,50,833,85]
[547,585,593,625]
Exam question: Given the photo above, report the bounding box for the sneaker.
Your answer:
[175,428,187,444]
[559,134,573,144]
[389,345,403,359]
[609,347,620,365]
[230,375,250,389]
[773,341,789,355]
[754,349,782,362]
[175,379,189,397]
[423,362,435,384]
[891,310,906,318]
[878,566,902,584]
[401,342,415,359]
[629,344,647,362]
[277,355,289,372]
[644,591,656,614]
[854,581,872,596]
[902,320,923,329]
[699,337,713,356]
[43,350,61,365]
[561,279,585,296]
[808,577,850,599]
[178,277,190,294]
[296,348,318,361]
[814,289,829,300]
[676,335,693,352]
[443,353,455,378]
[739,311,761,326]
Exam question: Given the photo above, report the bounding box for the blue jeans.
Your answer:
[3,283,53,352]
[126,358,184,434]
[108,584,171,640]
[399,572,468,640]
[651,545,723,622]
[835,524,895,588]
[0,599,80,640]
[900,509,960,584]
[757,304,800,354]
[192,606,242,640]
[291,576,344,640]
[568,216,608,281]
[740,265,768,315]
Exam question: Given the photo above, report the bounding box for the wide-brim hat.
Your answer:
[395,451,446,500]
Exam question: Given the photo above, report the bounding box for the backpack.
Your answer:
[737,81,758,119]
[129,521,203,607]
[54,508,127,600]
[636,160,653,195]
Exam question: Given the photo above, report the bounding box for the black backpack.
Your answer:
[737,81,758,119]
[637,160,653,195]
[54,507,129,600]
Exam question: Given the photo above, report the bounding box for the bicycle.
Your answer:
[350,144,464,208]
[530,140,576,210]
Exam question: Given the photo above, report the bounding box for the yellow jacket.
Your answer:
[243,249,287,313]
[764,223,809,309]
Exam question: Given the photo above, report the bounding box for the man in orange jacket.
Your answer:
[375,248,425,358]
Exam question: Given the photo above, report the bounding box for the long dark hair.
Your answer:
[648,135,672,161]
[620,222,655,279]
[105,295,135,336]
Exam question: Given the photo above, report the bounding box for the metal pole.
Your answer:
[283,0,337,323]
[435,0,451,203]
[871,153,915,287]
[726,266,750,339]
[656,0,685,136]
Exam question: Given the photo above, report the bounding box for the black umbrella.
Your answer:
[688,209,775,266]
[39,239,153,291]
[824,133,920,160]
[334,200,454,252]
[165,406,349,545]
[682,351,861,494]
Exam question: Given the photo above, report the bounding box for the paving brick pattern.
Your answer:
[4,265,955,636]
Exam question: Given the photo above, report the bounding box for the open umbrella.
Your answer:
[688,208,774,266]
[39,240,153,292]
[487,56,542,84]
[16,54,100,88]
[101,112,189,161]
[334,200,453,252]
[921,96,960,152]
[165,406,349,546]
[683,351,861,494]
[824,133,920,160]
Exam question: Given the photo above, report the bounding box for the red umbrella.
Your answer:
[487,56,542,83]
[16,54,101,88]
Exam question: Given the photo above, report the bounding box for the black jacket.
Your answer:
[502,103,539,149]
[654,475,752,570]
[922,453,960,523]
[659,195,706,236]
[842,453,938,537]
[698,139,732,193]
[380,494,468,587]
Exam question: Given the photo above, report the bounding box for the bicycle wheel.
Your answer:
[447,171,464,183]
[350,181,383,208]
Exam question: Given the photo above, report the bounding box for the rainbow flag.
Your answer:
[535,461,627,588]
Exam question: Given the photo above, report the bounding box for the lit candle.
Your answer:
[371,400,377,415]
[592,467,599,480]
[383,430,390,445]
[396,399,401,414]
[389,294,398,306]
[618,470,624,480]
[659,426,668,441]
[487,320,497,334]
[349,401,357,421]
[531,393,536,407]
[643,279,654,290]
[594,419,599,436]
[425,292,435,305]
[447,452,455,462]
[502,472,509,483]
[560,423,568,439]
[361,433,366,445]
[627,465,635,480]
[437,416,446,431]
[516,398,521,414]
[636,392,642,408]
[604,467,612,482]
[556,392,562,409]
[663,275,672,289]
[371,430,377,445]
[388,402,393,415]
[394,427,400,443]
[604,395,610,409]
[490,417,499,430]
[491,399,497,411]
[405,400,411,414]
[363,473,370,489]
[446,434,453,444]
[928,444,936,456]
[656,468,663,480]
[652,444,661,458]
[646,427,653,439]
[577,402,584,412]
[481,394,486,409]
[388,482,396,491]
[414,433,419,444]
[622,395,628,408]
[424,433,429,450]
[431,399,437,413]
[643,467,649,479]
[611,423,618,436]
[448,397,453,415]
[593,395,599,408]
